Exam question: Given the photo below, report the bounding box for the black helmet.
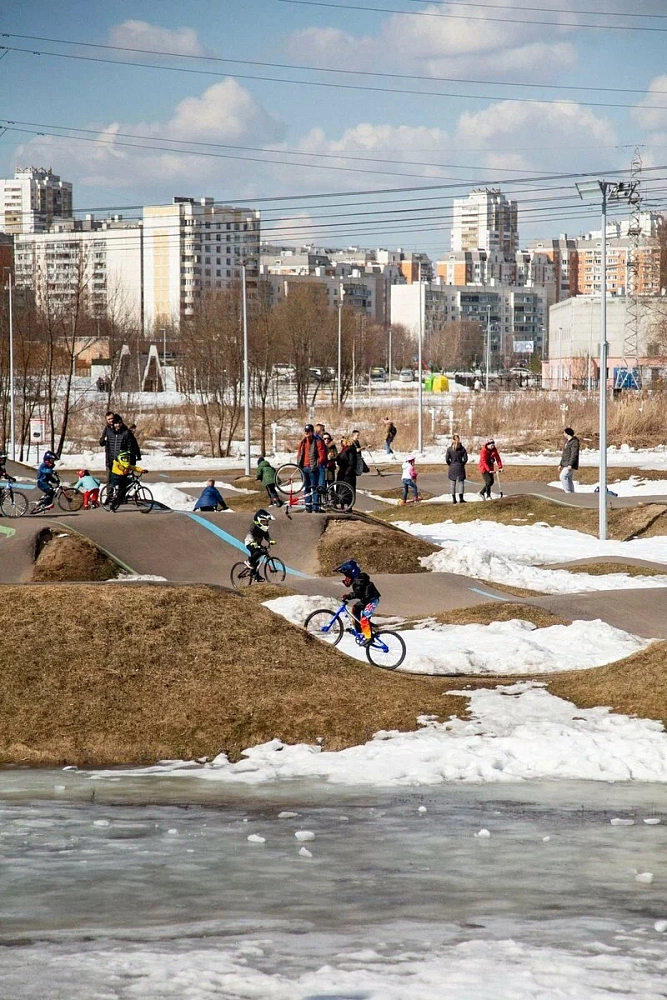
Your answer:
[254,508,274,529]
[333,559,361,586]
[43,450,56,463]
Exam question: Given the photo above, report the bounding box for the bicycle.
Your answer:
[304,599,407,670]
[0,481,29,518]
[100,473,154,513]
[29,479,84,514]
[230,544,287,589]
[274,463,355,516]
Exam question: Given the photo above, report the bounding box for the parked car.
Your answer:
[370,367,386,382]
[271,364,296,381]
[399,368,414,382]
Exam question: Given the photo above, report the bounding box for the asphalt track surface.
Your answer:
[4,457,667,637]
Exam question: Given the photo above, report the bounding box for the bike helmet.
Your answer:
[118,450,131,462]
[43,450,56,463]
[253,508,274,529]
[334,559,361,586]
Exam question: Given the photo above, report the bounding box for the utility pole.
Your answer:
[241,261,251,476]
[4,269,15,460]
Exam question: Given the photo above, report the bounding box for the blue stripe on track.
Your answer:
[469,586,509,602]
[186,513,307,577]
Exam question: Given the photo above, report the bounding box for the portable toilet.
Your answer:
[432,374,449,392]
[423,374,434,392]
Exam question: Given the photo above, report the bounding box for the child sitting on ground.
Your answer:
[244,508,276,578]
[194,479,229,512]
[73,469,101,509]
[256,456,283,507]
[334,559,381,643]
[399,454,419,504]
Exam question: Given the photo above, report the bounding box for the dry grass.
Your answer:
[554,561,667,577]
[377,494,667,541]
[545,641,667,728]
[0,584,477,766]
[401,602,569,629]
[31,530,119,583]
[317,518,438,575]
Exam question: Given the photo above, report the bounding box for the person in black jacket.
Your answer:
[445,434,468,504]
[100,413,140,480]
[336,436,358,493]
[334,558,381,643]
[559,427,580,493]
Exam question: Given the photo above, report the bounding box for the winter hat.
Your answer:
[485,438,495,446]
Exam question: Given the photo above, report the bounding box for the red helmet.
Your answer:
[77,469,87,478]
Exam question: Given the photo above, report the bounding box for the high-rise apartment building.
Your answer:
[451,188,518,255]
[1,167,73,234]
[142,197,260,330]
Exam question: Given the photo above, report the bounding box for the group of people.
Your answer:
[295,423,368,513]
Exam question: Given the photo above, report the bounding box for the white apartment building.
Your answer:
[14,216,143,323]
[1,166,73,234]
[391,281,546,359]
[143,197,260,330]
[451,188,518,254]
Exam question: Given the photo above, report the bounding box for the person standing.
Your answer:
[478,438,503,499]
[445,434,468,503]
[296,424,327,512]
[100,413,140,480]
[322,433,338,484]
[350,429,369,476]
[99,411,115,479]
[559,427,580,493]
[384,417,397,456]
[336,436,357,494]
[399,455,419,504]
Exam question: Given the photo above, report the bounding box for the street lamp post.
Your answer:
[160,327,166,368]
[417,263,423,454]
[485,304,491,392]
[241,261,251,476]
[337,281,344,407]
[576,178,638,540]
[387,326,392,387]
[3,269,15,460]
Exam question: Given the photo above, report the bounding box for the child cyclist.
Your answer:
[244,508,276,579]
[73,469,101,509]
[399,454,419,505]
[109,450,147,511]
[0,452,16,485]
[256,456,283,507]
[34,450,59,511]
[334,559,381,644]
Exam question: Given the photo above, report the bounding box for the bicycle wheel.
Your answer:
[264,555,286,584]
[230,561,253,590]
[275,463,305,496]
[304,609,343,646]
[0,489,28,517]
[326,481,355,512]
[99,483,113,510]
[134,485,154,513]
[365,630,406,670]
[58,487,84,512]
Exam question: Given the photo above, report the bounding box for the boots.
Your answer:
[459,494,466,503]
[452,494,457,504]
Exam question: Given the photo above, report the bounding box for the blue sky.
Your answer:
[2,0,667,256]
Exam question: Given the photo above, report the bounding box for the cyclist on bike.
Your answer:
[108,450,147,512]
[244,508,276,579]
[34,451,59,511]
[0,453,16,485]
[334,559,381,644]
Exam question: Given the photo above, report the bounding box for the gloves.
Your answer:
[342,593,351,601]
[270,539,277,545]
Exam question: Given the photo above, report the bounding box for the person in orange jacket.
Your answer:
[478,438,502,499]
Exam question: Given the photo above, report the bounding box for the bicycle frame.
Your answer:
[322,602,388,650]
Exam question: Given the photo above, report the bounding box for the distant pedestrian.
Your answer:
[399,454,419,504]
[351,429,369,476]
[473,378,482,392]
[384,417,397,456]
[559,427,579,493]
[478,438,503,499]
[256,457,283,507]
[194,479,229,512]
[445,434,468,504]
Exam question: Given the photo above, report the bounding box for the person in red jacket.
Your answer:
[296,423,327,512]
[478,438,503,499]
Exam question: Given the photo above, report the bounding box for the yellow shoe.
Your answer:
[398,499,407,505]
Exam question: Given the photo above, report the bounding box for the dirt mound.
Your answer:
[317,518,438,575]
[609,504,667,541]
[31,529,119,582]
[0,584,461,767]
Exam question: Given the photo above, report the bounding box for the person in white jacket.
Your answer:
[399,455,419,504]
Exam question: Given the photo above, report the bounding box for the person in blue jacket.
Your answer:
[194,479,229,512]
[34,451,59,511]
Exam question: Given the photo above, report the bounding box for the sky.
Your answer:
[3,0,667,256]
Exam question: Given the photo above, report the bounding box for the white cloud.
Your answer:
[632,75,667,132]
[109,20,210,57]
[283,1,579,80]
[13,80,286,193]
